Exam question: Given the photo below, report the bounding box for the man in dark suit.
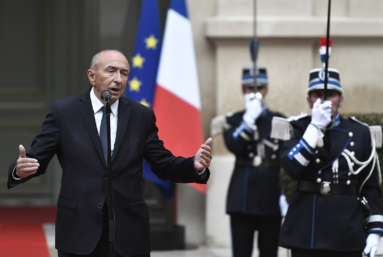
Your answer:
[8,50,212,257]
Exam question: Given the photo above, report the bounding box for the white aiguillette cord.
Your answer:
[340,139,381,194]
[331,158,339,183]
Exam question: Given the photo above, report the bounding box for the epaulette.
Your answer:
[348,116,367,126]
[270,113,307,141]
[349,117,382,148]
[210,114,231,137]
[369,126,382,148]
[270,117,292,141]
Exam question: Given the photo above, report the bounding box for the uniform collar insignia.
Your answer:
[262,105,269,117]
[328,112,341,129]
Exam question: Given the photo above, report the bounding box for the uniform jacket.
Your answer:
[277,115,383,252]
[224,108,284,216]
[7,89,209,257]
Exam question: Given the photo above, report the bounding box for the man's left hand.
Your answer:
[194,138,213,171]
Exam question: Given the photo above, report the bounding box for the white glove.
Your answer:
[311,99,332,129]
[279,194,289,217]
[243,93,262,125]
[302,124,320,149]
[364,233,380,257]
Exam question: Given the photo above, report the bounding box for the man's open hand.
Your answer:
[194,138,213,171]
[16,145,39,178]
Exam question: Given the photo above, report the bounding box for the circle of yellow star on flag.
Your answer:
[140,99,150,107]
[132,53,145,68]
[129,77,142,92]
[145,35,158,49]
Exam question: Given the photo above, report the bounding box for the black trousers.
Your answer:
[58,205,150,257]
[230,213,282,257]
[291,248,362,257]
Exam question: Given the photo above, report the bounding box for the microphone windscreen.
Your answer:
[101,90,112,101]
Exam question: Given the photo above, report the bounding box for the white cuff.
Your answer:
[12,166,22,180]
[368,215,383,223]
[196,168,206,175]
[294,152,310,166]
[303,124,319,149]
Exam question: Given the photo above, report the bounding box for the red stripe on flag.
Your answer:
[153,85,206,193]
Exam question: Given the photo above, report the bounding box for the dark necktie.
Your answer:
[100,106,108,165]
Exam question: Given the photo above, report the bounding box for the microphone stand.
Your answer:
[105,99,116,257]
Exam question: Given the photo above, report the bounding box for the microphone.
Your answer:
[101,90,112,102]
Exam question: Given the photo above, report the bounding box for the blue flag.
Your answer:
[125,0,174,199]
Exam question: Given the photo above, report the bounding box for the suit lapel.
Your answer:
[78,90,106,165]
[112,96,130,160]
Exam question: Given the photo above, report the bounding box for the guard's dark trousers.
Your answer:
[230,213,281,257]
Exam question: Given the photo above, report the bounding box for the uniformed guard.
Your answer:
[271,64,383,256]
[212,66,288,257]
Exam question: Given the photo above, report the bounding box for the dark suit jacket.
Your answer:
[8,89,209,256]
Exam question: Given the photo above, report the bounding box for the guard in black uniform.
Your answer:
[215,66,287,257]
[271,67,383,257]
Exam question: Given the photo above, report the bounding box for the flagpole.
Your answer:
[323,0,331,101]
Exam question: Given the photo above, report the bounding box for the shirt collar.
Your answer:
[90,87,119,117]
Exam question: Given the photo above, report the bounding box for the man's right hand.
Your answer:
[311,99,332,129]
[243,93,263,125]
[16,145,39,178]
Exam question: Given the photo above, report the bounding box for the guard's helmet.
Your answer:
[242,66,268,87]
[307,68,343,95]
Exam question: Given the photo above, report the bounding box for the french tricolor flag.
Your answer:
[153,0,206,193]
[319,37,332,65]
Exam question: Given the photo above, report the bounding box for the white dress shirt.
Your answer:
[90,87,119,154]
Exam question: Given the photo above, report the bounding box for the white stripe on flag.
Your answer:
[156,9,201,110]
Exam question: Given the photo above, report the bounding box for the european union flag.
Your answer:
[125,0,174,199]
